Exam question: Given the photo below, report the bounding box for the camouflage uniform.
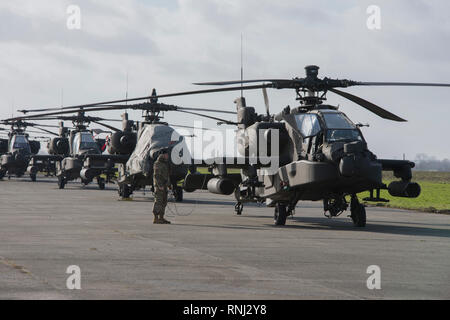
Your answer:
[152,153,171,224]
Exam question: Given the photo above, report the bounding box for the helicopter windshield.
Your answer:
[294,114,321,137]
[322,112,355,129]
[322,112,363,143]
[11,135,31,152]
[73,132,99,154]
[326,129,363,142]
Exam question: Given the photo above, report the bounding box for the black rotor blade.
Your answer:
[26,122,60,128]
[176,110,237,125]
[91,121,121,132]
[178,106,236,114]
[6,105,127,121]
[17,84,270,113]
[356,81,450,87]
[0,120,59,128]
[31,126,59,136]
[32,116,123,122]
[193,79,292,86]
[97,104,236,115]
[171,124,214,131]
[329,88,407,122]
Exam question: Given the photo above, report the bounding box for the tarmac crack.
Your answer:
[0,255,61,292]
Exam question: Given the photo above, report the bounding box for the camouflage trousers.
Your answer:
[152,187,168,217]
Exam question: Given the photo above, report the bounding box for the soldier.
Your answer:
[152,149,171,224]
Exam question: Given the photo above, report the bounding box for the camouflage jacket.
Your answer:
[153,155,170,189]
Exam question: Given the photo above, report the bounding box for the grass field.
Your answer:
[197,168,450,214]
[359,171,450,213]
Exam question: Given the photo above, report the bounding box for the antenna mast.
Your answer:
[240,33,243,98]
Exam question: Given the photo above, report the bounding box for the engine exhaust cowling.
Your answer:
[388,181,421,198]
[183,173,213,192]
[80,168,99,181]
[207,177,235,195]
[27,166,38,175]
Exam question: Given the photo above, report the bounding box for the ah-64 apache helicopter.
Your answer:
[181,65,450,227]
[0,119,61,181]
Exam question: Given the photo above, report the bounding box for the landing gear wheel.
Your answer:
[274,203,288,226]
[30,174,37,182]
[351,196,366,227]
[173,186,183,202]
[234,202,243,215]
[97,177,106,190]
[119,184,132,199]
[0,170,6,179]
[57,176,66,189]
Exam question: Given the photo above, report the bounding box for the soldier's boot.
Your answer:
[158,214,171,224]
[153,213,162,224]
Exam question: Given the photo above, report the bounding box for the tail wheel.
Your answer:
[174,186,183,202]
[119,184,132,199]
[97,178,106,190]
[58,176,66,189]
[234,202,243,215]
[274,203,288,226]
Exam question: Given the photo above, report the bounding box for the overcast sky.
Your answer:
[0,0,449,160]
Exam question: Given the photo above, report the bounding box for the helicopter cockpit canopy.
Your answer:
[73,132,101,154]
[10,135,31,153]
[294,113,322,138]
[321,111,363,143]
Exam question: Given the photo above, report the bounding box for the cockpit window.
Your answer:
[294,114,321,137]
[326,129,363,142]
[73,132,99,154]
[12,135,30,152]
[322,113,355,129]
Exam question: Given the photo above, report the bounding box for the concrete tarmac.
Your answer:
[0,177,449,299]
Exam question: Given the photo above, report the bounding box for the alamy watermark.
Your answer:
[66,5,81,30]
[66,265,81,290]
[169,121,280,175]
[366,265,381,290]
[367,5,381,30]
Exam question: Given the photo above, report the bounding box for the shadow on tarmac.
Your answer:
[272,216,450,238]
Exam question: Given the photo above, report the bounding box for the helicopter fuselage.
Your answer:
[117,123,191,199]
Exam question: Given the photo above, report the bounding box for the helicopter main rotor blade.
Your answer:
[31,126,59,136]
[6,105,127,121]
[176,110,237,125]
[26,122,60,128]
[32,116,123,122]
[17,84,269,113]
[97,104,236,115]
[194,79,292,86]
[329,88,407,122]
[172,124,214,131]
[262,87,270,116]
[178,106,236,114]
[91,121,121,132]
[356,82,450,87]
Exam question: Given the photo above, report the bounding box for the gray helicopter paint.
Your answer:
[125,123,189,177]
